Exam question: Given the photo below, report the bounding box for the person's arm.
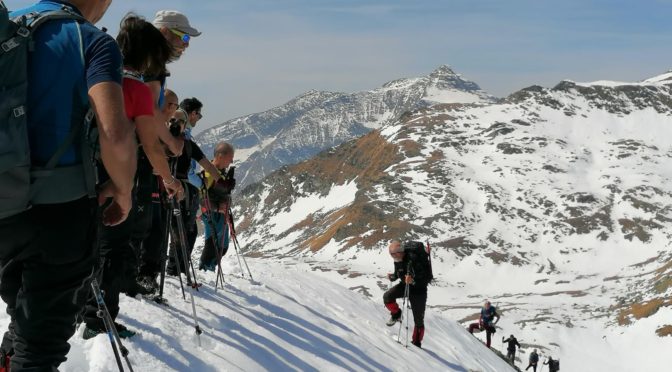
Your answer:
[146,80,183,155]
[135,115,183,198]
[89,82,136,225]
[198,158,222,183]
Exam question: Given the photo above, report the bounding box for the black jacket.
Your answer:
[503,337,520,351]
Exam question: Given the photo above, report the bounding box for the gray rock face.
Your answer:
[194,65,495,189]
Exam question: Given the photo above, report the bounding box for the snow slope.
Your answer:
[44,253,513,372]
[230,71,672,371]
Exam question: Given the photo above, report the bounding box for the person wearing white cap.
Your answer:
[131,10,202,298]
[152,10,201,61]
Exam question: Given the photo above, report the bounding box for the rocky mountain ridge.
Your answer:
[195,65,494,188]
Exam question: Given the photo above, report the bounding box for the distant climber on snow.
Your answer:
[526,349,539,372]
[502,334,521,365]
[468,300,500,348]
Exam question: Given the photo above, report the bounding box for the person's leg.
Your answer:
[0,209,37,366]
[409,287,427,346]
[9,198,97,370]
[486,328,492,348]
[382,282,406,315]
[137,175,166,280]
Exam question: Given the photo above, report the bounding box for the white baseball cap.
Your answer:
[153,10,201,36]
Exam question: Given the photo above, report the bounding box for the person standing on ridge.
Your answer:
[503,334,521,365]
[468,300,500,348]
[134,9,201,293]
[165,108,222,276]
[383,240,431,348]
[0,0,136,369]
[81,13,180,340]
[526,349,539,372]
[198,142,236,272]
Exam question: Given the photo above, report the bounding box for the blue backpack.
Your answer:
[0,2,97,219]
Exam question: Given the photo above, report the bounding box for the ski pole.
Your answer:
[404,281,410,348]
[396,288,406,344]
[156,188,172,304]
[227,206,253,281]
[171,198,203,346]
[91,279,134,372]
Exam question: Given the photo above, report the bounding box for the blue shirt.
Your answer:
[11,0,122,166]
[481,306,497,325]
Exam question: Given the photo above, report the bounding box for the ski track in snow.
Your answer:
[48,255,513,372]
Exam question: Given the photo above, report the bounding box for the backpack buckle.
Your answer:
[17,27,30,38]
[1,38,19,52]
[13,106,26,118]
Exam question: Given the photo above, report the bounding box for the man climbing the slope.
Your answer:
[468,300,500,348]
[383,240,432,348]
[503,334,521,365]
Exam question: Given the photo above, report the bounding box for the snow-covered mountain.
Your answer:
[231,72,672,371]
[56,253,514,371]
[195,65,495,188]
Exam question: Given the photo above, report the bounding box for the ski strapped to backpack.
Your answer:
[402,240,434,285]
[0,3,98,219]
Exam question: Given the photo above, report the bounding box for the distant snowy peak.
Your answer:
[421,65,496,105]
[196,65,492,188]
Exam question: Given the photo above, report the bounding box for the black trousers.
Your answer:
[507,349,516,363]
[383,282,427,328]
[83,194,139,330]
[0,197,97,371]
[137,176,166,278]
[167,183,199,274]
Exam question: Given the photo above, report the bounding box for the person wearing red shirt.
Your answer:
[81,13,181,340]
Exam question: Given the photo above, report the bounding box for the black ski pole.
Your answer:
[227,206,253,281]
[155,188,172,304]
[171,198,203,346]
[91,278,134,372]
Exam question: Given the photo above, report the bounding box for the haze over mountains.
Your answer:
[223,67,672,371]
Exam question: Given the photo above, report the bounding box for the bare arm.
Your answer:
[135,115,184,198]
[88,82,136,224]
[146,80,183,156]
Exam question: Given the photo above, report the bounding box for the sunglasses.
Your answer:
[170,28,190,43]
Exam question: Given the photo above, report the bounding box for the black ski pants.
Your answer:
[167,183,199,274]
[0,197,97,371]
[507,349,516,364]
[137,176,166,279]
[383,282,427,328]
[83,194,138,331]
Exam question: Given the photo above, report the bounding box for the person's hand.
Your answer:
[163,176,184,200]
[97,180,132,226]
[404,274,413,284]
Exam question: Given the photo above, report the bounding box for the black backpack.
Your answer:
[403,241,434,284]
[0,3,96,219]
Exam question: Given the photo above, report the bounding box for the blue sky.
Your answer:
[9,0,672,133]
